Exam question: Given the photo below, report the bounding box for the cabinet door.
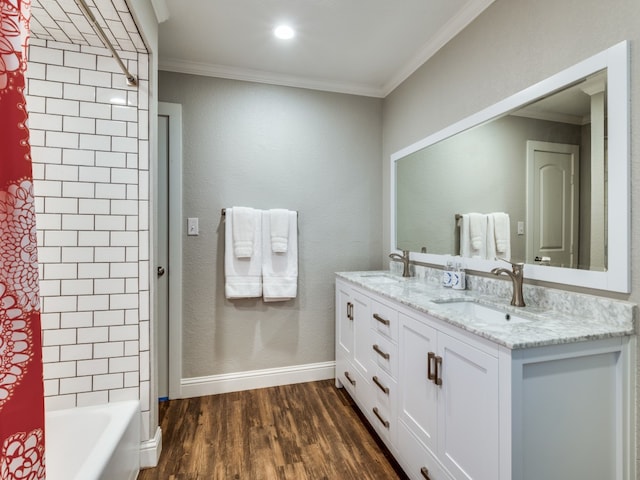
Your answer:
[352,290,371,379]
[437,332,499,480]
[336,283,354,359]
[399,313,439,457]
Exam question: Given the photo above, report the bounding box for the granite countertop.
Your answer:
[337,271,636,350]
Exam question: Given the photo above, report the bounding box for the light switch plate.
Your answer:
[517,221,525,235]
[187,217,199,236]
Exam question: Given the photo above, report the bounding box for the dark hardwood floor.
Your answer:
[138,380,408,479]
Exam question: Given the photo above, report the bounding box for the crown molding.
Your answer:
[159,57,386,98]
[382,0,496,96]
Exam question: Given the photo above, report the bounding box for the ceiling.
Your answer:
[157,0,495,98]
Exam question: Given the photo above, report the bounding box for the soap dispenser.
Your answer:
[452,261,466,290]
[442,258,454,287]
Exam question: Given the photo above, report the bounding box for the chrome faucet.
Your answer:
[490,259,526,307]
[389,250,411,277]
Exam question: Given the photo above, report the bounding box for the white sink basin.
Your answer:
[359,273,402,284]
[438,301,531,325]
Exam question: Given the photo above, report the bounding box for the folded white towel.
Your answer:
[492,212,510,254]
[232,206,256,258]
[460,214,472,258]
[469,213,486,251]
[269,209,290,253]
[486,214,497,261]
[489,212,511,260]
[225,207,262,298]
[262,210,298,302]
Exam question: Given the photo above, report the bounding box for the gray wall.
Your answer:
[381,0,640,469]
[159,72,382,378]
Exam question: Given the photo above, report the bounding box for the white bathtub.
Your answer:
[45,400,140,480]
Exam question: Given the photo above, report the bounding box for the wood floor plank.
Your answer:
[139,380,408,479]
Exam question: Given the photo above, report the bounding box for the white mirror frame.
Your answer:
[390,41,630,293]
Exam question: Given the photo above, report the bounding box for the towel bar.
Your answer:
[221,208,298,217]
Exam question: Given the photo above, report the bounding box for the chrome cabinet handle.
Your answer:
[420,467,431,479]
[347,302,353,320]
[372,375,390,395]
[157,266,165,276]
[373,313,390,326]
[427,352,435,382]
[372,407,390,429]
[372,344,390,360]
[344,371,356,386]
[434,355,443,386]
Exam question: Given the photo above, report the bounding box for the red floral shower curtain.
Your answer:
[0,1,46,478]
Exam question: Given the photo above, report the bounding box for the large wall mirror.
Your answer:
[390,41,629,292]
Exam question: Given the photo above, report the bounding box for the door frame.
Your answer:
[158,102,183,399]
[525,140,579,267]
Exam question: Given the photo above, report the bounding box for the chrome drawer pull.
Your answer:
[372,375,390,394]
[344,371,356,386]
[372,344,390,360]
[427,352,435,381]
[373,313,390,326]
[372,407,390,429]
[434,355,443,386]
[420,467,431,479]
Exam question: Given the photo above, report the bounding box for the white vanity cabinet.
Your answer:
[335,276,634,480]
[398,311,500,480]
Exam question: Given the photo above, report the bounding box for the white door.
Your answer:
[157,114,169,399]
[398,313,439,457]
[437,332,499,480]
[157,102,183,400]
[526,141,579,268]
[352,291,371,380]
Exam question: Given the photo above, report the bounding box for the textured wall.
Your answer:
[158,73,383,378]
[381,0,640,470]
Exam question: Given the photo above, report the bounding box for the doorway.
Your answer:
[157,102,183,400]
[525,140,579,268]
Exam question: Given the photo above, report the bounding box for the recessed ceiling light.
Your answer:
[274,24,295,40]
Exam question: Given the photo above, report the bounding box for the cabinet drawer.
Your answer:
[398,421,451,480]
[371,331,398,379]
[371,365,395,415]
[370,299,398,342]
[337,356,371,409]
[369,367,397,445]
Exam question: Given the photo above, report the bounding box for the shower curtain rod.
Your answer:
[73,0,137,86]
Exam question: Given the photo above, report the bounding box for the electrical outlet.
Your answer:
[187,217,199,236]
[517,221,525,235]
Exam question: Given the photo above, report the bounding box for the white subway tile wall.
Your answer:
[25,38,151,434]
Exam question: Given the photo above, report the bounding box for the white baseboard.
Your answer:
[180,361,336,399]
[139,426,162,469]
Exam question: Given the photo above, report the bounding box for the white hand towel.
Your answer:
[491,212,511,260]
[469,213,486,251]
[269,209,290,253]
[460,213,487,258]
[225,207,263,299]
[460,214,472,258]
[486,214,497,261]
[232,206,256,258]
[262,210,298,302]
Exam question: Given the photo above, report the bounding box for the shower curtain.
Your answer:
[0,1,46,478]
